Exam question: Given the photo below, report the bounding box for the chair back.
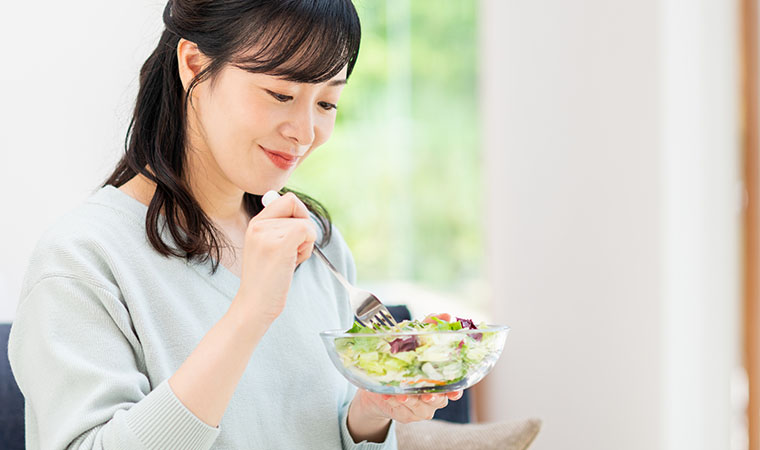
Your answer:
[0,323,24,449]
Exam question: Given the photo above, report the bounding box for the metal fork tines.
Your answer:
[311,246,398,329]
[352,294,398,329]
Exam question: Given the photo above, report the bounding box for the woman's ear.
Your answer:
[177,38,207,92]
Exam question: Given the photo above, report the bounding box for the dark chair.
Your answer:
[386,306,471,424]
[1,323,24,450]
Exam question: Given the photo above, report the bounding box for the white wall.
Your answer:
[0,1,166,321]
[480,0,742,449]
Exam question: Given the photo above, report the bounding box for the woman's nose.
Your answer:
[284,107,316,147]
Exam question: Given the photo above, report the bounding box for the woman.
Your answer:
[8,1,461,449]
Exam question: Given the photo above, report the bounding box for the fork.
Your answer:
[262,191,398,329]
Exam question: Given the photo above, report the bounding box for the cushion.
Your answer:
[396,418,542,450]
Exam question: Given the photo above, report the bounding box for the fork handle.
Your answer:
[262,190,354,292]
[311,246,354,292]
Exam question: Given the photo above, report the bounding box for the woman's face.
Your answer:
[186,60,348,195]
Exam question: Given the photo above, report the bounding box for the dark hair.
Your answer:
[104,0,361,273]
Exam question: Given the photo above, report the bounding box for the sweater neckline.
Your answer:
[93,185,242,299]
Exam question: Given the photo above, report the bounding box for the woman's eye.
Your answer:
[318,101,337,111]
[267,90,292,102]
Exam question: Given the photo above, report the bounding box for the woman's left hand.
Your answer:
[353,388,464,424]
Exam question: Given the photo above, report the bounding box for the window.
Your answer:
[289,0,485,318]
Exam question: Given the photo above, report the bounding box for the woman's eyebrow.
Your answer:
[327,79,347,86]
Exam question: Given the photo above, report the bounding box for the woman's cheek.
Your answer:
[315,117,336,146]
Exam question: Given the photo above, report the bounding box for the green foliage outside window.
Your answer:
[289,0,482,290]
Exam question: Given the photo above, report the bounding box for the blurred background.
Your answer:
[0,0,758,449]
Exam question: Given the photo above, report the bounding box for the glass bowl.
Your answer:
[319,324,509,394]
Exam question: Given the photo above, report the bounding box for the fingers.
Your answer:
[382,397,435,422]
[446,390,464,401]
[255,192,311,220]
[382,392,460,404]
[296,240,315,266]
[248,217,317,246]
[252,192,316,264]
[409,394,447,421]
[419,394,448,409]
[378,393,450,423]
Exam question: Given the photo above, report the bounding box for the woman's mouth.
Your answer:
[260,145,299,170]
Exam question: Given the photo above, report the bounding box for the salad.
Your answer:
[333,316,499,389]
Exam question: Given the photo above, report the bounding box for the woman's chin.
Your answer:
[242,177,289,196]
[226,163,294,196]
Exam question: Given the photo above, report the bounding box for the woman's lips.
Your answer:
[260,145,298,170]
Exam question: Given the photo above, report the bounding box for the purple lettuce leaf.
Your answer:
[457,317,482,341]
[389,336,419,353]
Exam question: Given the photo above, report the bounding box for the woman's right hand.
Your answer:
[233,192,317,326]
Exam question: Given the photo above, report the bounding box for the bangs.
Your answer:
[231,0,360,83]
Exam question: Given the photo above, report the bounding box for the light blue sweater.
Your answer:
[8,186,397,450]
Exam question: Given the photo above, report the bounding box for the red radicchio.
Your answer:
[457,318,476,329]
[457,317,483,341]
[389,336,419,353]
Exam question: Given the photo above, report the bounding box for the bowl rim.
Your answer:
[319,323,510,338]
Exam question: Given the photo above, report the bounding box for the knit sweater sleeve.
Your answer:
[8,264,220,449]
